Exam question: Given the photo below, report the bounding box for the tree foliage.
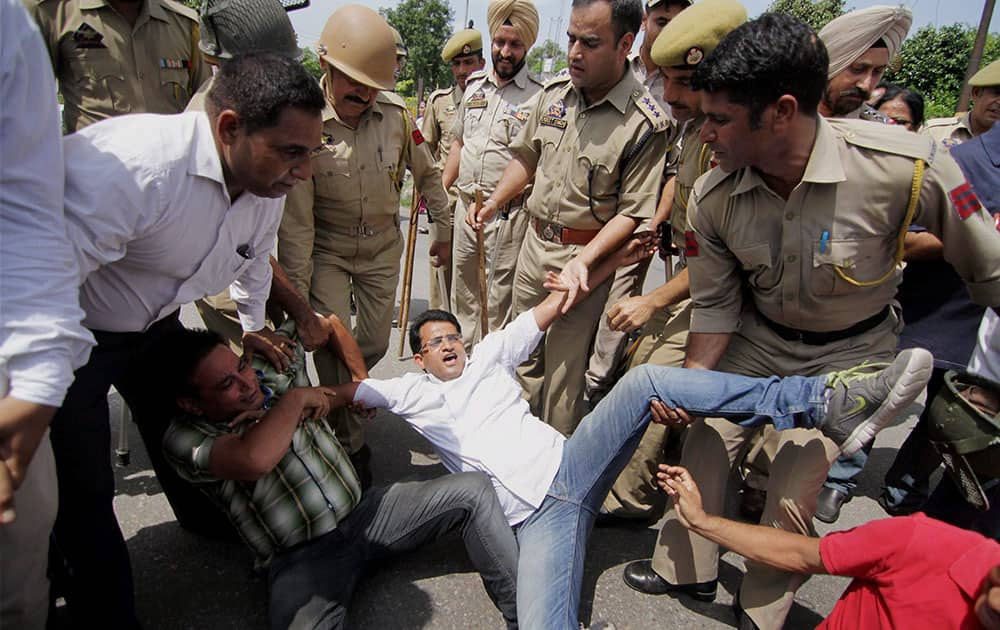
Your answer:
[381,0,454,98]
[527,39,567,76]
[766,0,846,32]
[884,24,1000,118]
[300,48,323,81]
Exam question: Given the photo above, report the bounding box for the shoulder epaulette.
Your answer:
[828,118,936,163]
[632,90,669,132]
[376,91,408,109]
[467,69,488,82]
[923,116,962,129]
[161,0,199,21]
[693,164,737,199]
[542,74,572,91]
[427,86,453,103]
[527,71,545,87]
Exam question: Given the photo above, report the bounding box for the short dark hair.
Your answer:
[874,82,925,129]
[572,0,643,42]
[155,328,227,401]
[207,52,325,135]
[692,12,827,127]
[409,309,462,354]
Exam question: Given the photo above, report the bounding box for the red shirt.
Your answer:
[819,513,1000,629]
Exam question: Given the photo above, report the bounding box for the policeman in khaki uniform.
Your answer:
[279,5,451,457]
[602,0,745,522]
[623,15,1000,629]
[29,0,210,133]
[422,28,486,311]
[584,0,689,405]
[443,0,544,344]
[925,59,1000,149]
[470,0,669,436]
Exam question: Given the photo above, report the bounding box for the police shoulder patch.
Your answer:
[428,87,453,103]
[161,0,199,22]
[634,92,669,131]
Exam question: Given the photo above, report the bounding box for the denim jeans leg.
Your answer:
[824,447,870,496]
[514,365,828,629]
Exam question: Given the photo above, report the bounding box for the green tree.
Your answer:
[527,39,567,76]
[766,0,846,32]
[381,0,454,99]
[884,24,1000,118]
[300,48,323,81]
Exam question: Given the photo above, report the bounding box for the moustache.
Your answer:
[837,88,868,101]
[345,94,368,105]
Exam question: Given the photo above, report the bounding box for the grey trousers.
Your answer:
[267,472,519,630]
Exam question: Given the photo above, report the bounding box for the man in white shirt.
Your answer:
[48,52,325,628]
[319,242,932,629]
[0,1,95,627]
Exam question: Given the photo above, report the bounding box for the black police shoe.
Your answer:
[622,560,717,602]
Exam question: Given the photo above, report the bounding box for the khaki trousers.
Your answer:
[451,195,528,345]
[650,307,902,629]
[194,291,244,353]
[585,257,651,401]
[0,431,57,630]
[513,227,611,436]
[602,299,692,518]
[308,228,403,453]
[428,197,456,311]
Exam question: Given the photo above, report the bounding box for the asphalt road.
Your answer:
[101,203,923,629]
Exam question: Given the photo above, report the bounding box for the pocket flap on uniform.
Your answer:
[812,237,885,269]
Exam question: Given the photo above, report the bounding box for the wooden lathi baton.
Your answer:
[397,184,420,357]
[475,189,489,341]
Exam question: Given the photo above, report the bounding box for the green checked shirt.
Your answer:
[163,323,362,567]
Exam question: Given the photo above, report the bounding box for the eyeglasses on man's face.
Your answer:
[420,333,462,353]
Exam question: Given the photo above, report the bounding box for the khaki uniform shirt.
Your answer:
[686,116,1000,335]
[668,114,712,251]
[279,93,451,291]
[924,113,975,150]
[629,53,667,113]
[29,0,209,133]
[452,66,544,197]
[510,72,670,230]
[422,85,462,166]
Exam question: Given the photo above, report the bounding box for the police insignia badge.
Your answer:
[445,104,456,114]
[950,182,982,220]
[412,129,425,145]
[641,96,661,118]
[466,90,488,109]
[941,137,960,152]
[159,58,191,70]
[685,47,704,66]
[684,230,699,257]
[72,23,105,49]
[462,44,472,54]
[541,99,567,129]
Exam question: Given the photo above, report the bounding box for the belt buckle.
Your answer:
[541,222,556,242]
[356,224,376,238]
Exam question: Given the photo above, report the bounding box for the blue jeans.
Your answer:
[514,364,828,629]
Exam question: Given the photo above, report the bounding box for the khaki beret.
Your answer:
[442,29,483,61]
[970,59,1000,87]
[651,0,747,68]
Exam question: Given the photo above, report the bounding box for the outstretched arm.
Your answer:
[533,234,655,332]
[657,465,825,575]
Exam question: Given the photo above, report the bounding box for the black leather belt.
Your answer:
[759,306,891,346]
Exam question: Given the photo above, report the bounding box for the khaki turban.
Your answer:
[819,5,912,79]
[487,0,539,50]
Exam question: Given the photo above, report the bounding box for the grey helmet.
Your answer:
[199,0,302,61]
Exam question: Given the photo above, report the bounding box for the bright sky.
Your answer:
[290,0,997,50]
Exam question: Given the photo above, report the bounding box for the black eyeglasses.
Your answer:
[420,333,462,353]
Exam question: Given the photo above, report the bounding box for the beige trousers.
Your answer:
[308,228,403,453]
[451,195,528,346]
[650,307,901,629]
[513,227,611,436]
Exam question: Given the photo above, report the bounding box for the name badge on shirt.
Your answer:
[466,90,488,109]
[159,58,191,70]
[540,99,567,129]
